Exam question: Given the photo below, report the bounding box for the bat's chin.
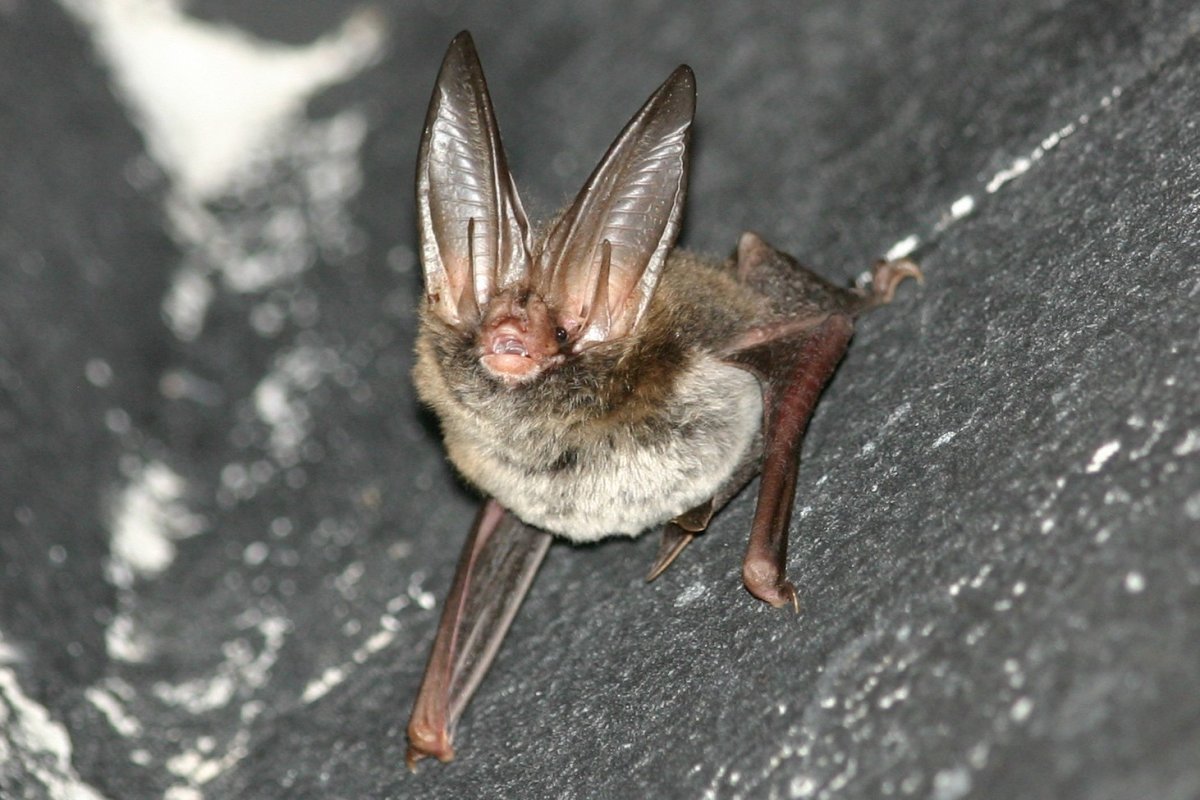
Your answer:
[480,353,555,384]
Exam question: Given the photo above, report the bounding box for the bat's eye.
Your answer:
[554,326,569,345]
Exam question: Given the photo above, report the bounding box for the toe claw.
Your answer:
[867,258,923,306]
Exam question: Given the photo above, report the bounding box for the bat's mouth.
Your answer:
[489,334,528,357]
[479,324,555,382]
[476,293,565,383]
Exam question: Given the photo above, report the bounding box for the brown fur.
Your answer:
[412,248,769,540]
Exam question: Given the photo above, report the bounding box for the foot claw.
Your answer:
[771,580,800,613]
[406,723,455,771]
[865,258,923,306]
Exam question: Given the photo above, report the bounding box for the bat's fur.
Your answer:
[414,250,767,541]
[404,32,926,769]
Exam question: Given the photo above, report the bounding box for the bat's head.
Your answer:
[415,31,694,387]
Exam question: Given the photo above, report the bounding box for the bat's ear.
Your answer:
[417,31,533,328]
[536,66,695,345]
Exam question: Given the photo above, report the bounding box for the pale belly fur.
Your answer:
[446,358,763,542]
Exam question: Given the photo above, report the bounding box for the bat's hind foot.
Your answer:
[859,258,923,308]
[742,556,801,612]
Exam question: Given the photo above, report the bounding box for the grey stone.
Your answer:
[1,1,1197,799]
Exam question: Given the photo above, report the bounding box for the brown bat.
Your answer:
[404,32,920,767]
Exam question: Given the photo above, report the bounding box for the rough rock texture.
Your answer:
[2,1,1197,799]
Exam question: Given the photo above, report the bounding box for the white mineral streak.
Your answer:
[59,0,384,200]
[1085,440,1121,474]
[109,460,206,583]
[60,0,385,339]
[883,85,1122,267]
[0,670,111,800]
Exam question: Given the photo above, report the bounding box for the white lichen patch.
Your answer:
[59,0,384,201]
[85,686,144,738]
[254,345,343,465]
[60,0,385,339]
[932,430,958,448]
[1010,696,1034,722]
[883,83,1123,275]
[108,461,206,584]
[0,670,111,800]
[152,616,290,714]
[674,583,708,608]
[1173,429,1200,457]
[885,234,920,261]
[301,615,399,703]
[1124,571,1146,594]
[1085,440,1121,474]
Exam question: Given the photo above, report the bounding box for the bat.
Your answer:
[404,31,920,767]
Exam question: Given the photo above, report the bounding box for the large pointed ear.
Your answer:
[536,66,695,345]
[417,31,532,328]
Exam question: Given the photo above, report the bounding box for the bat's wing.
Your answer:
[649,232,919,605]
[406,499,552,767]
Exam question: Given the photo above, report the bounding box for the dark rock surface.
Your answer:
[2,1,1197,798]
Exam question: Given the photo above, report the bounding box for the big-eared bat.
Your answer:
[405,31,920,767]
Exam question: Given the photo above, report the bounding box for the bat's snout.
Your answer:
[487,326,530,357]
[478,293,563,383]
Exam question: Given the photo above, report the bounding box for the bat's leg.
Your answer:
[646,523,696,582]
[406,499,552,768]
[727,315,854,609]
[645,454,760,581]
[719,234,917,606]
[647,498,712,580]
[734,232,921,317]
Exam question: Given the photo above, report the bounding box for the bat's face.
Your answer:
[411,32,768,542]
[414,35,695,395]
[414,277,639,430]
